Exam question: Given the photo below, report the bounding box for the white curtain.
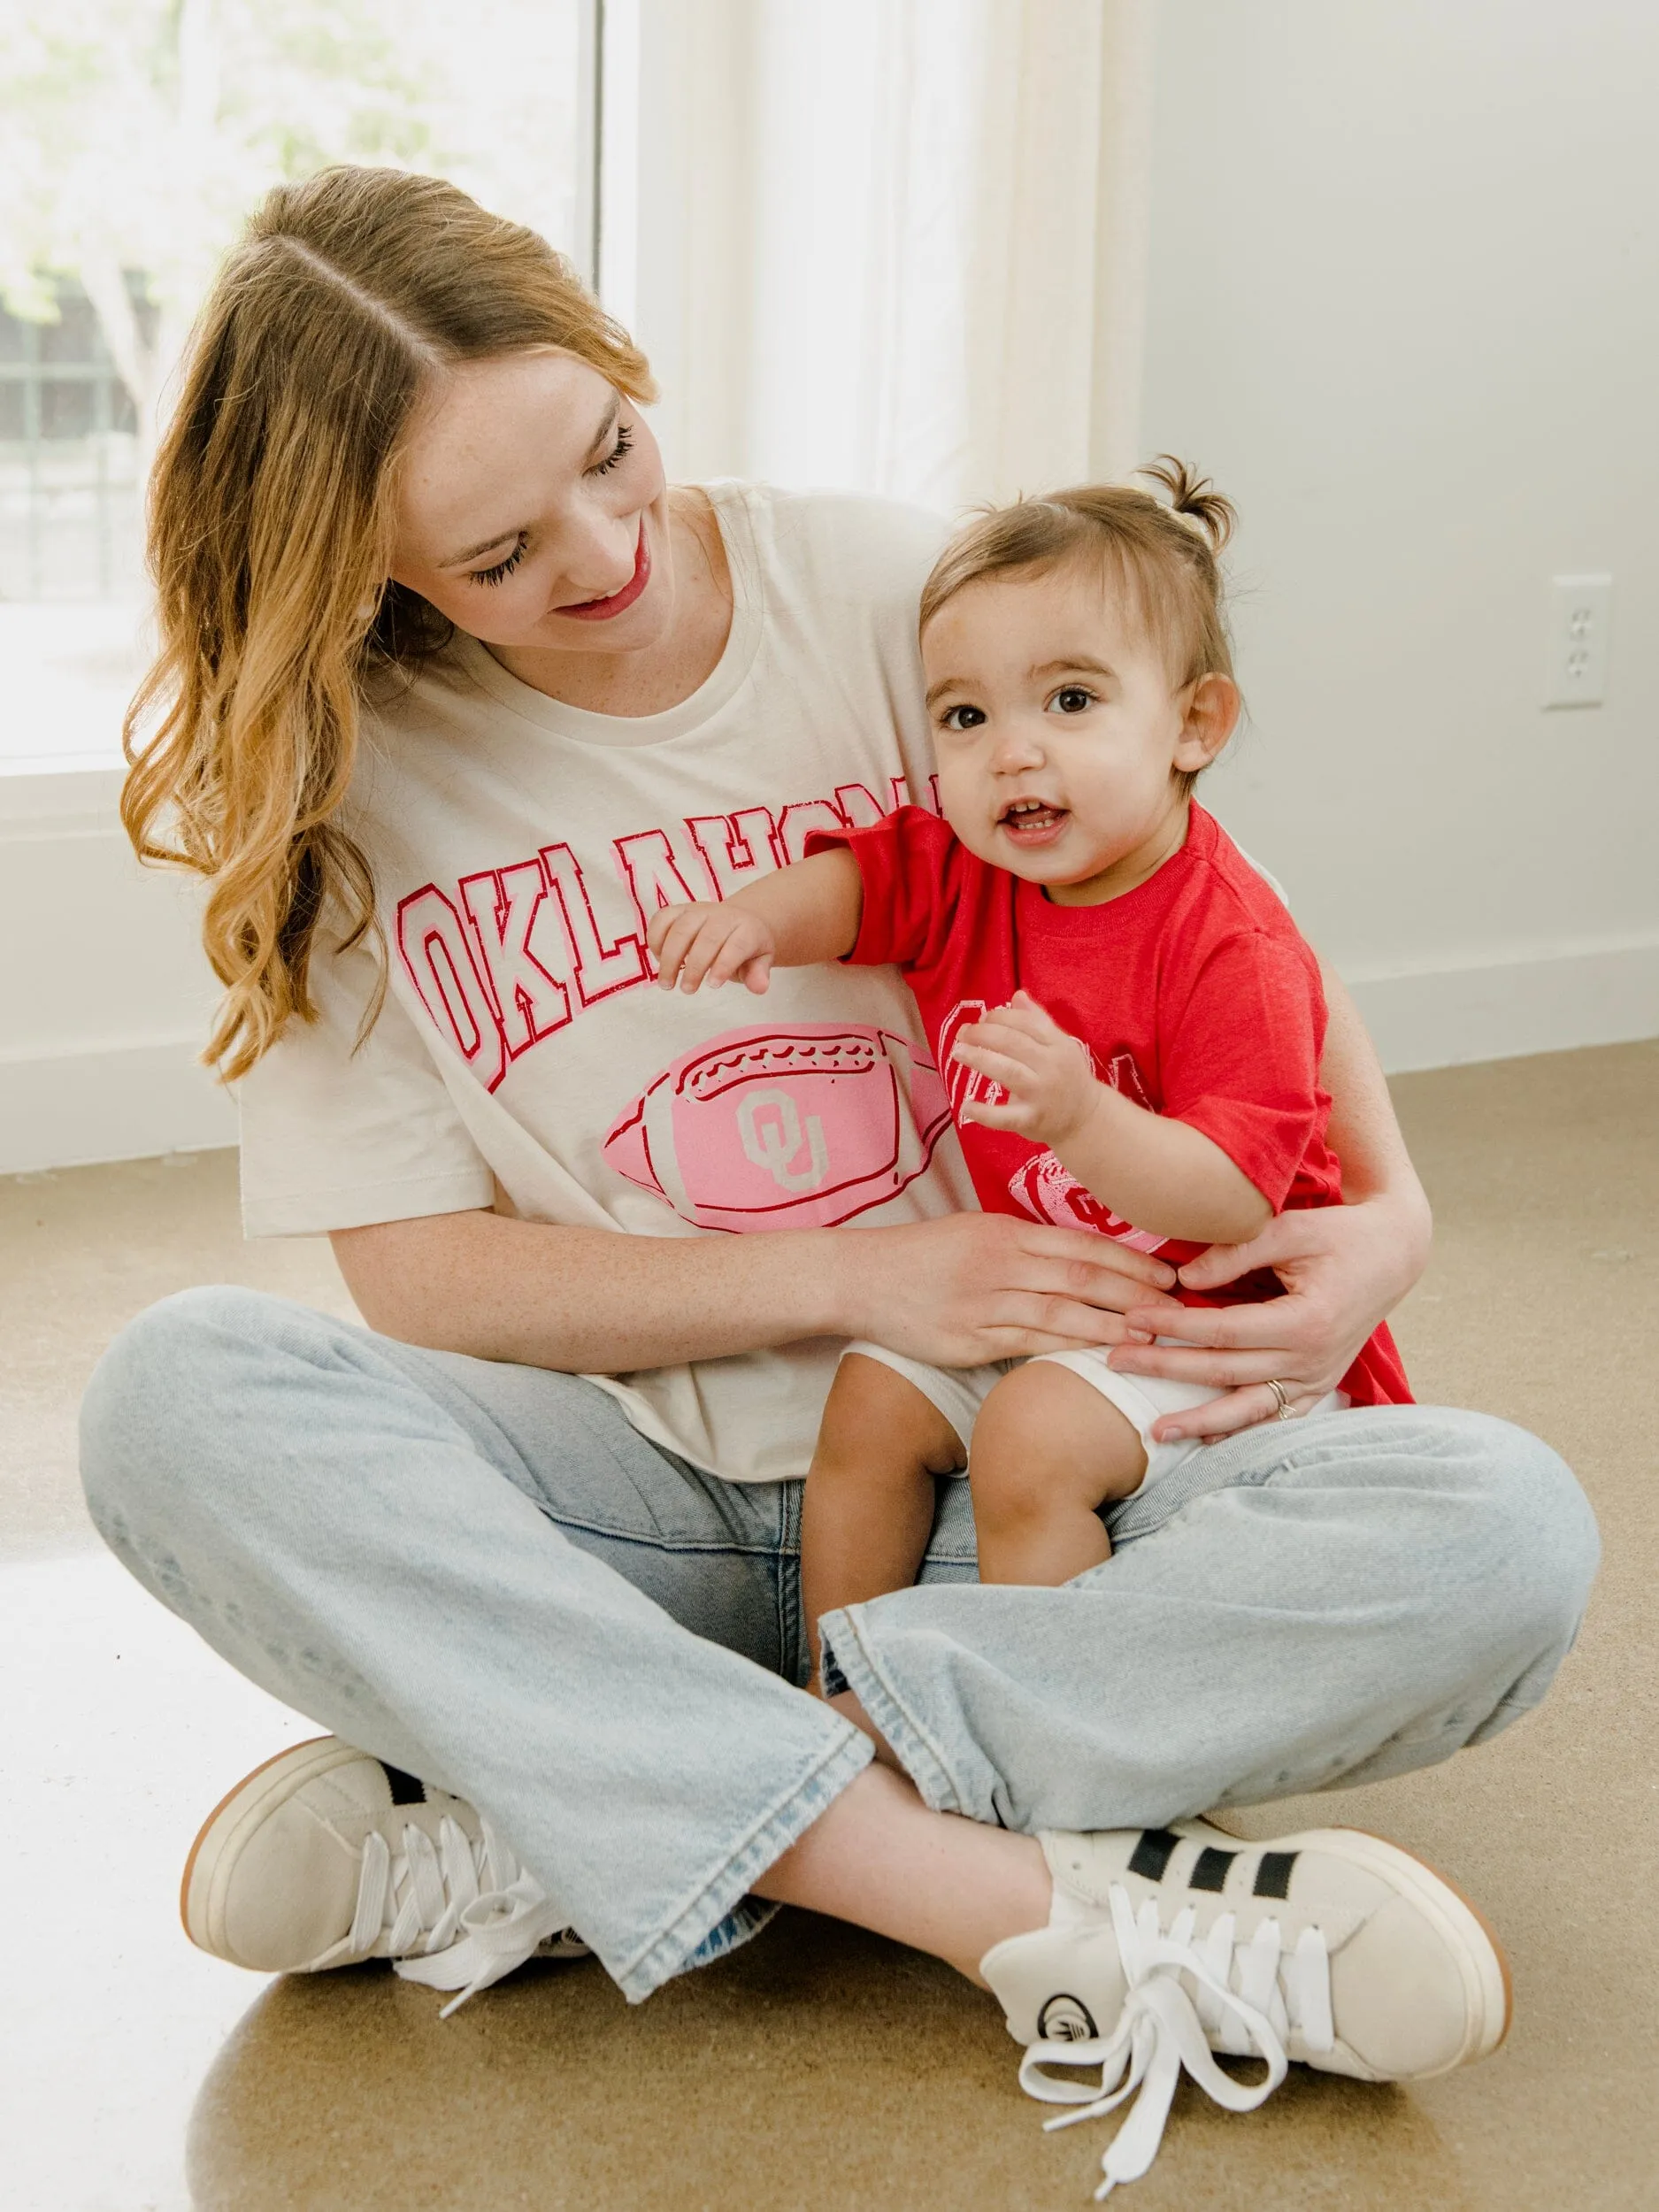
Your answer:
[608,0,1159,511]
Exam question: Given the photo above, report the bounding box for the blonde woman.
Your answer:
[84,169,1595,2185]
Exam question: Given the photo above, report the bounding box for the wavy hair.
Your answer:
[122,166,656,1079]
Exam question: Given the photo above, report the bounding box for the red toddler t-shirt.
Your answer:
[809,803,1409,1407]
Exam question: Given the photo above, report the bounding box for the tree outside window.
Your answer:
[0,0,588,769]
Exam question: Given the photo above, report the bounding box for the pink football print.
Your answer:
[603,1025,952,1232]
[1002,1042,1166,1252]
[1005,1148,1170,1252]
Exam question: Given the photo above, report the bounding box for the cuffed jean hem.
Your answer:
[817,1606,965,1816]
[680,1894,784,1974]
[611,1724,875,2001]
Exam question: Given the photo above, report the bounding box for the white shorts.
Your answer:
[841,1340,1347,1500]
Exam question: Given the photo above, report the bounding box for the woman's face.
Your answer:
[389,350,673,652]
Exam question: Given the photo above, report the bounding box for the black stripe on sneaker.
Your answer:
[1128,1828,1181,1881]
[1253,1850,1299,1899]
[1190,1847,1237,1893]
[380,1763,426,1806]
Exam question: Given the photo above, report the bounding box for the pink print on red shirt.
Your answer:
[938,997,1170,1253]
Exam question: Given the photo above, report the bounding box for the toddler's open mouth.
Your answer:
[998,796,1070,846]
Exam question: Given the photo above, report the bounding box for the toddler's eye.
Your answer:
[1049,686,1095,715]
[940,703,987,732]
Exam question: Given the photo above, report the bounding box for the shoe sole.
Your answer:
[1265,1822,1513,2074]
[180,1735,357,1965]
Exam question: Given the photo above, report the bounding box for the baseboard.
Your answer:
[0,1034,237,1176]
[4,944,1655,1176]
[1348,937,1659,1076]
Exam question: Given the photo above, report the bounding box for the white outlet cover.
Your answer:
[1544,573,1612,710]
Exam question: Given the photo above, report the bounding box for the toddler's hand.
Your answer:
[950,992,1102,1144]
[648,902,777,995]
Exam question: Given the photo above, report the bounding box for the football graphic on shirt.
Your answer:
[998,1041,1168,1253]
[1005,1148,1170,1253]
[602,1025,952,1233]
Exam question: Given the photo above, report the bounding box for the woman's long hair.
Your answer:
[122,165,656,1079]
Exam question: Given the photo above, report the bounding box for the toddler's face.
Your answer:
[921,564,1234,903]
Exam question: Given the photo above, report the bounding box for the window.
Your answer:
[0,0,597,774]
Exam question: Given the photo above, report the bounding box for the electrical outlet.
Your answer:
[1544,574,1612,709]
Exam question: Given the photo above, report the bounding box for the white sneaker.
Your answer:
[980,1816,1510,2198]
[181,1736,588,2016]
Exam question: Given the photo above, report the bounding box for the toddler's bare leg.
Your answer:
[802,1354,965,1689]
[971,1362,1146,1586]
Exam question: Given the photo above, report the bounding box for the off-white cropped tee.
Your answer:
[236,481,980,1484]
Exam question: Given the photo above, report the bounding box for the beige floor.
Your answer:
[2,1040,1655,2211]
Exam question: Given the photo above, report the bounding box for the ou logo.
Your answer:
[735,1087,830,1193]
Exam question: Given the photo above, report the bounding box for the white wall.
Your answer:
[0,770,235,1173]
[1138,0,1659,1068]
[611,0,1160,506]
[7,2,1656,1177]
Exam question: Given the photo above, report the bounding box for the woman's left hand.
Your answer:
[1110,1192,1432,1441]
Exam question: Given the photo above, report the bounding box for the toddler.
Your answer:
[648,461,1410,1682]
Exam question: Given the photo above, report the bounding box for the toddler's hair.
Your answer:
[919,457,1238,795]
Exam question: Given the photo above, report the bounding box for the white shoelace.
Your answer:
[338,1814,580,2018]
[1018,1885,1334,2198]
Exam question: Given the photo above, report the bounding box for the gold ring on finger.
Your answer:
[1265,1379,1295,1420]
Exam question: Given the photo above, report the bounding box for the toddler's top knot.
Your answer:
[1139,456,1236,553]
[919,459,1238,717]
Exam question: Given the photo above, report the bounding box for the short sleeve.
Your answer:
[1229,842,1289,909]
[235,925,495,1238]
[1159,931,1328,1211]
[803,805,957,972]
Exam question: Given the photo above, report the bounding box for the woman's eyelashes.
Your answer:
[588,422,634,476]
[467,427,637,586]
[471,534,528,588]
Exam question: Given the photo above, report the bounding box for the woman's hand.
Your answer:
[1110,1191,1432,1441]
[648,901,776,995]
[834,1212,1182,1369]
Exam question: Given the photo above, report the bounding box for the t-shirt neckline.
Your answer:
[1018,803,1211,932]
[445,480,764,750]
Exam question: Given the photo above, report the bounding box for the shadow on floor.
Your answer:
[186,1909,1473,2212]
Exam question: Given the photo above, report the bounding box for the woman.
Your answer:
[85,168,1596,2184]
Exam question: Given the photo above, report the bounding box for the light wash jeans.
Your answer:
[80,1286,1599,2003]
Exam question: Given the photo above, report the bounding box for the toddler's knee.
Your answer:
[818,1356,964,1478]
[968,1445,1057,1532]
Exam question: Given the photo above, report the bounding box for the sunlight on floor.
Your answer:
[4,1551,311,2212]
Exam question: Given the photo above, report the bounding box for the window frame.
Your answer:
[1,5,605,802]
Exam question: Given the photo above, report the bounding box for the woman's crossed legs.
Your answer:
[80,1286,1598,2172]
